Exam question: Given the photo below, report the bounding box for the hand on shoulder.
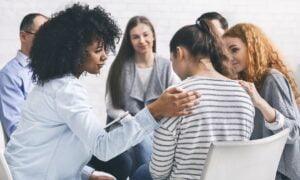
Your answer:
[148,86,201,119]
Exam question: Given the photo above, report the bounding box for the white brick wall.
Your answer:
[1,0,300,126]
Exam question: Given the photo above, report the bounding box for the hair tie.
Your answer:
[195,18,210,33]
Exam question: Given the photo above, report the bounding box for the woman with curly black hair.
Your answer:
[4,3,200,180]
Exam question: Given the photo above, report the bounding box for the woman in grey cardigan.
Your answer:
[88,16,179,180]
[223,23,300,180]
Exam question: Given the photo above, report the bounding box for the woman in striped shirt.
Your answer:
[149,19,255,180]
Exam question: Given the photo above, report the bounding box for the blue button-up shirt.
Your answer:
[5,75,158,180]
[0,51,33,137]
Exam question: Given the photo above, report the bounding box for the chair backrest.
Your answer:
[201,129,289,180]
[0,147,13,180]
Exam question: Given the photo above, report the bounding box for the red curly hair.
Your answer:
[223,23,300,104]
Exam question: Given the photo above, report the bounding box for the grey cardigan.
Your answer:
[119,55,174,115]
[251,69,300,180]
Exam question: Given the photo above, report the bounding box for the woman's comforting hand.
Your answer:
[238,80,264,108]
[148,87,201,119]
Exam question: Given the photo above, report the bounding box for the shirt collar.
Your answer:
[16,50,30,67]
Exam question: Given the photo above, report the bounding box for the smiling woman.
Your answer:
[223,37,248,73]
[98,15,180,180]
[129,23,155,56]
[223,23,300,180]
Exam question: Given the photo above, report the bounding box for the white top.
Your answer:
[5,75,158,180]
[136,66,153,92]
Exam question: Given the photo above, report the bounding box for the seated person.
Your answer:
[0,13,47,139]
[198,11,228,36]
[149,19,255,179]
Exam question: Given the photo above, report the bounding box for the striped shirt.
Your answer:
[150,76,255,180]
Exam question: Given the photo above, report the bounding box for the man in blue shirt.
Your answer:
[0,13,48,139]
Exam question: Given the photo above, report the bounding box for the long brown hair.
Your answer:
[223,23,300,101]
[106,16,156,109]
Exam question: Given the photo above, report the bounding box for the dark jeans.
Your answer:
[129,134,153,173]
[88,135,153,180]
[131,163,153,180]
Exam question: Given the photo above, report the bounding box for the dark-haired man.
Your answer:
[198,11,228,37]
[0,13,48,140]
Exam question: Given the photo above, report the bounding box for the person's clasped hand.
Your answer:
[89,171,116,180]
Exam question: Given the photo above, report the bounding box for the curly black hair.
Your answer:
[30,3,121,85]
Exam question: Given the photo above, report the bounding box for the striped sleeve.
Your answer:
[150,124,176,180]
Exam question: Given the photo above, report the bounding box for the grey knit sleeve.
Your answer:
[260,71,300,143]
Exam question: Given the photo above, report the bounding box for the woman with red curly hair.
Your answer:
[223,23,300,180]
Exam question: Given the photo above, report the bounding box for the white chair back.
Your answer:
[201,129,289,180]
